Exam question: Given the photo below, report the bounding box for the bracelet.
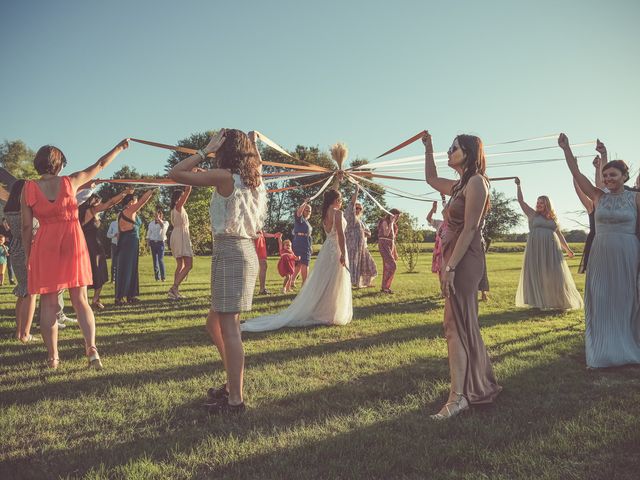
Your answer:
[196,149,206,160]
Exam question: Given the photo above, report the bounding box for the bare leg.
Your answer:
[17,294,37,340]
[40,293,60,364]
[292,263,301,286]
[258,259,267,292]
[206,309,227,374]
[282,275,288,293]
[68,286,97,355]
[219,312,244,405]
[173,256,192,292]
[172,257,184,292]
[91,287,103,306]
[300,264,308,286]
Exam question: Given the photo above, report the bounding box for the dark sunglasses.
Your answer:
[447,145,460,155]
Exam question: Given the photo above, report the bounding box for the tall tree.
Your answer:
[0,140,37,179]
[483,189,521,250]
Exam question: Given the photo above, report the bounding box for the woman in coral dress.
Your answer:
[21,140,130,369]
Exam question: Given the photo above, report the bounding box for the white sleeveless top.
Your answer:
[209,174,267,238]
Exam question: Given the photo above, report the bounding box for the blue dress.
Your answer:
[115,213,141,300]
[585,190,640,368]
[292,214,312,266]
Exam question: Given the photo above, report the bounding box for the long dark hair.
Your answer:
[450,134,490,211]
[216,129,261,188]
[322,188,341,221]
[4,180,26,213]
[170,189,183,210]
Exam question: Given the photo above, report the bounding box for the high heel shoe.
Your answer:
[430,392,469,420]
[87,347,103,370]
[47,357,60,369]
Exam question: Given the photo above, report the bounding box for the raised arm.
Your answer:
[514,178,536,217]
[175,186,193,211]
[126,189,155,214]
[422,131,457,195]
[69,139,129,191]
[168,130,235,194]
[555,228,575,258]
[558,133,603,204]
[573,177,593,213]
[426,201,438,225]
[594,139,608,189]
[296,198,310,218]
[20,189,34,263]
[441,175,488,297]
[94,188,134,213]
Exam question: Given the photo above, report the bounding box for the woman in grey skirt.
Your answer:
[169,128,266,415]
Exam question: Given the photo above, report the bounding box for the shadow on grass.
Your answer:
[4,342,632,480]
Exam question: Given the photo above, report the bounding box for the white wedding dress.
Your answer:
[241,210,353,332]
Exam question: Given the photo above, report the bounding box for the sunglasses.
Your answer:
[355,206,362,211]
[447,145,460,155]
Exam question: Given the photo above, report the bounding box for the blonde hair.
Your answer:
[330,143,348,169]
[538,196,557,222]
[283,239,292,248]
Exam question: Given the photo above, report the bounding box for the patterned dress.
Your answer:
[345,204,377,287]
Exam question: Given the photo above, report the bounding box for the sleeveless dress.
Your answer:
[81,214,109,290]
[345,204,377,287]
[585,190,640,368]
[241,211,352,331]
[170,207,193,257]
[516,215,583,310]
[115,213,141,300]
[24,176,92,294]
[442,191,501,404]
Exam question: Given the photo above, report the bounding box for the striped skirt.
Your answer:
[211,236,258,313]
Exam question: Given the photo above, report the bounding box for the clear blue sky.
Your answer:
[2,0,639,231]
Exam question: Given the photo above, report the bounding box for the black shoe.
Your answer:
[205,398,245,415]
[207,383,229,401]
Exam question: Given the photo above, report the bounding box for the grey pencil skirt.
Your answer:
[211,236,258,313]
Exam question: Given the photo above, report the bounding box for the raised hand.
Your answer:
[430,201,437,212]
[593,155,601,168]
[514,177,521,185]
[595,139,607,156]
[557,133,570,150]
[116,139,130,151]
[422,131,433,151]
[204,129,227,155]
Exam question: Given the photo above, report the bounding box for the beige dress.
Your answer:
[442,191,501,404]
[170,207,193,258]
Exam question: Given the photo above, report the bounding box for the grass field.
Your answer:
[1,247,639,480]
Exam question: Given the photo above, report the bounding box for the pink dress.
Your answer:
[25,176,92,294]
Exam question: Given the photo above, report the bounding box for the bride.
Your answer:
[241,188,353,332]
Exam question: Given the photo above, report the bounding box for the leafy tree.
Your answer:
[0,140,37,179]
[483,189,521,250]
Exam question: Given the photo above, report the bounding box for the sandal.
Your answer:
[430,392,469,421]
[205,397,245,415]
[87,346,103,370]
[47,357,60,369]
[207,383,229,401]
[19,334,34,344]
[167,288,179,300]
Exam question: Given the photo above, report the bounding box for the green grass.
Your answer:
[0,249,638,479]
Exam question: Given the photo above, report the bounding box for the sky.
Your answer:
[1,0,639,232]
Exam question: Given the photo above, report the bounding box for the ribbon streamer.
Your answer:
[345,174,392,214]
[131,137,329,173]
[375,130,427,159]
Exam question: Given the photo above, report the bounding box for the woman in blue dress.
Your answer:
[292,198,313,287]
[560,133,640,368]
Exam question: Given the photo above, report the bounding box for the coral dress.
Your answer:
[24,176,92,294]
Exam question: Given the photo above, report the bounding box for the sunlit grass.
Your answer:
[0,247,638,479]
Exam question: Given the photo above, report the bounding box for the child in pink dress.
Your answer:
[277,237,300,293]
